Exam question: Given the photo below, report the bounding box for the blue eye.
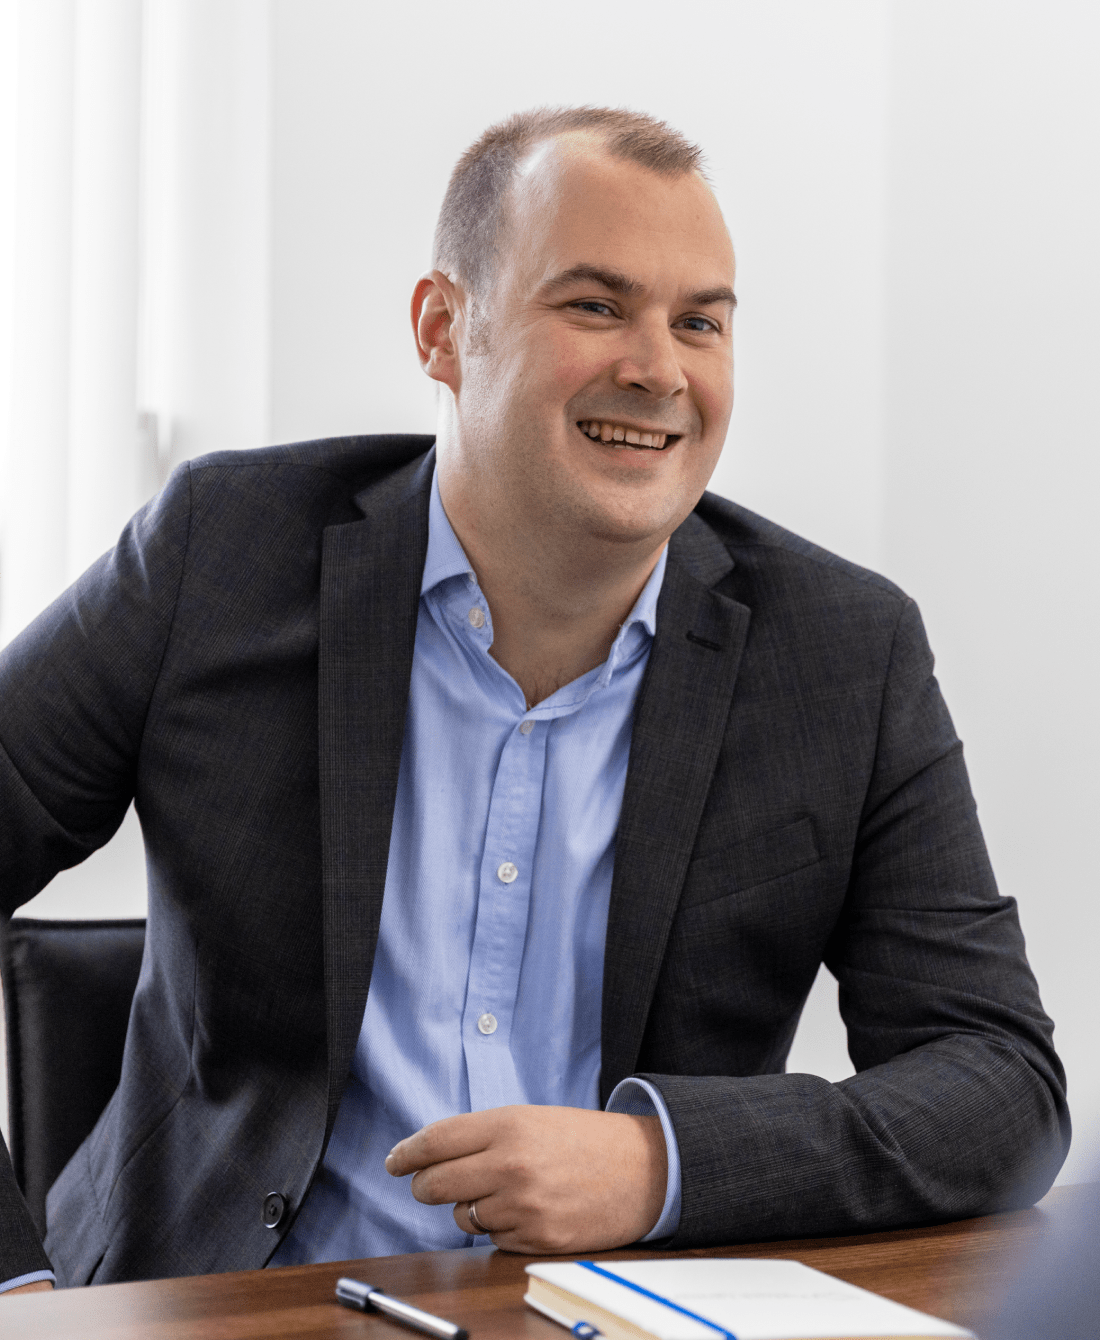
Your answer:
[681,316,716,333]
[573,301,613,315]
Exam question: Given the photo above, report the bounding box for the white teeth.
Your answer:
[578,420,672,449]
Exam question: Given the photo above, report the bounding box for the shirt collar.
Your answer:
[621,544,665,641]
[598,545,665,687]
[421,468,476,595]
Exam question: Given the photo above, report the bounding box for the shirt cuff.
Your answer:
[605,1076,682,1241]
[0,1270,55,1294]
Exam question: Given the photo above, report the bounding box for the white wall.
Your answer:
[880,0,1100,1181]
[268,0,890,572]
[5,0,1098,1180]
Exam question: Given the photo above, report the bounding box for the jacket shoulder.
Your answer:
[693,490,909,610]
[185,433,435,483]
[175,434,434,529]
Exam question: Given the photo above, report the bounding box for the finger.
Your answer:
[472,1227,531,1253]
[453,1197,515,1239]
[408,1150,499,1206]
[385,1111,496,1176]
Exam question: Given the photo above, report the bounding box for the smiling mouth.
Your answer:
[577,420,679,450]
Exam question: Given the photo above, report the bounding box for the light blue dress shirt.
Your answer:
[271,472,681,1265]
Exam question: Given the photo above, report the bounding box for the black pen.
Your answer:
[335,1276,469,1339]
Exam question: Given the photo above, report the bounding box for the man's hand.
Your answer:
[3,1281,53,1295]
[385,1105,667,1253]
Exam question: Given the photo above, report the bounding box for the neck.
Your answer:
[437,471,666,710]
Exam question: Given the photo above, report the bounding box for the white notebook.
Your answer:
[524,1258,974,1340]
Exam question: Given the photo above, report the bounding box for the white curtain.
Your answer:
[0,0,270,649]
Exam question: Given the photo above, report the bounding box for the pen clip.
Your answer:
[335,1277,375,1310]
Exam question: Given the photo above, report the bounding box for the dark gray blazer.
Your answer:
[0,436,1068,1285]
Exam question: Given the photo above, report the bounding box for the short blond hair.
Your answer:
[432,106,706,295]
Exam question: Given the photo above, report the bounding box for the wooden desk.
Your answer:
[4,1185,1087,1339]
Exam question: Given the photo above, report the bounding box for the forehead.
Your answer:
[501,135,735,295]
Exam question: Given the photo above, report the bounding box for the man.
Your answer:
[0,107,1068,1293]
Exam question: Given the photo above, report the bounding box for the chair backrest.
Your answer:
[0,917,146,1238]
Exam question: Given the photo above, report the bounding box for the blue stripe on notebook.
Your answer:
[576,1262,738,1340]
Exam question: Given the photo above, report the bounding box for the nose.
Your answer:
[612,316,688,400]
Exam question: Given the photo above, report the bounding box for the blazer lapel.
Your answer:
[600,511,751,1101]
[318,449,434,1132]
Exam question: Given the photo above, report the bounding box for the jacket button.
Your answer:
[262,1192,287,1229]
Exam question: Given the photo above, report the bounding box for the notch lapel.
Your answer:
[318,450,434,1132]
[600,512,751,1101]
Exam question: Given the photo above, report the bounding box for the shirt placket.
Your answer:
[462,707,550,1112]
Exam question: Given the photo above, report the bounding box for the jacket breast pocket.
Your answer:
[679,816,821,912]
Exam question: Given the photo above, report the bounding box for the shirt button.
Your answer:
[477,1012,498,1035]
[519,719,534,735]
[468,607,485,628]
[497,861,518,884]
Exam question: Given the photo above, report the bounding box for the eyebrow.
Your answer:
[689,284,738,310]
[541,264,643,298]
[540,264,737,309]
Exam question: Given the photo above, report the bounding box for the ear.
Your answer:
[411,270,465,392]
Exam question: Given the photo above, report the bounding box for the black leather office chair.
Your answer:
[0,918,146,1237]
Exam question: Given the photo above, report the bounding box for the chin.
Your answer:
[576,498,688,548]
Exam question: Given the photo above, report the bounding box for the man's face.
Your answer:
[441,135,736,552]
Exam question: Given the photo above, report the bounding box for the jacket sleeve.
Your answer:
[0,466,192,1278]
[646,597,1070,1246]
